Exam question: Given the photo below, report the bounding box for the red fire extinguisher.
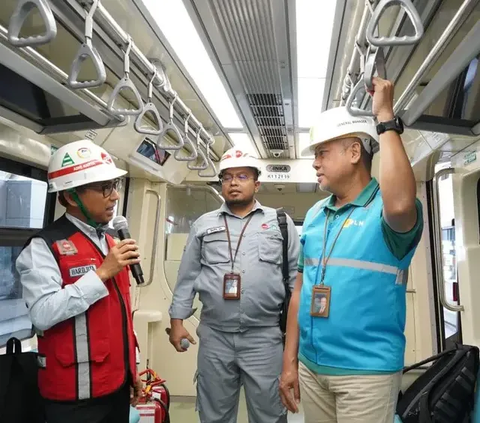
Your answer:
[136,368,170,423]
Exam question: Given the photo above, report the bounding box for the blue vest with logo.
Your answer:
[299,186,418,372]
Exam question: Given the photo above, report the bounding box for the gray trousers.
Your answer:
[195,324,288,423]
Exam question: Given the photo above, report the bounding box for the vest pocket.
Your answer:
[54,315,110,367]
[201,233,230,264]
[258,232,283,264]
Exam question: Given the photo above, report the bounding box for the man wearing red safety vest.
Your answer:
[16,140,142,423]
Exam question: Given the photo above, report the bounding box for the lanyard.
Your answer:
[223,213,254,273]
[316,207,355,285]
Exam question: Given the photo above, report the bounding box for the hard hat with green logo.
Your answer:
[48,140,127,228]
[48,140,126,193]
[302,107,379,157]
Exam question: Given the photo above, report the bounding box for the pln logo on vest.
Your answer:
[343,218,365,228]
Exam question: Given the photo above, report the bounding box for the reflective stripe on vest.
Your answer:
[75,312,91,400]
[304,257,408,285]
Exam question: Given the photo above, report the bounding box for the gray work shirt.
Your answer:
[169,201,300,332]
[15,214,110,332]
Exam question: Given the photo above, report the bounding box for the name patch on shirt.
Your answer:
[69,264,96,277]
[56,239,78,256]
[205,226,226,236]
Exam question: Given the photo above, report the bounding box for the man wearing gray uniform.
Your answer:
[168,147,300,423]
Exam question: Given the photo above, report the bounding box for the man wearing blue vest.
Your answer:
[279,76,424,423]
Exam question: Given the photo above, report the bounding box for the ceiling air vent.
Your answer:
[248,93,287,151]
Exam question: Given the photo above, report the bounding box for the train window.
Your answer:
[0,161,53,348]
[0,171,47,229]
[164,185,223,320]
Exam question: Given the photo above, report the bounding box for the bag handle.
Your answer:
[402,346,461,373]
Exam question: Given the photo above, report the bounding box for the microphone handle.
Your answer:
[117,228,144,285]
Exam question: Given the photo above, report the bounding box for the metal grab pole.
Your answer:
[393,0,478,114]
[432,168,464,313]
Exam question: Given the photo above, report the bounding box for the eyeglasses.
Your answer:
[220,174,253,184]
[84,178,122,198]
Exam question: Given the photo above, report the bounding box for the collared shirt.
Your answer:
[297,178,424,376]
[169,201,300,332]
[15,214,110,332]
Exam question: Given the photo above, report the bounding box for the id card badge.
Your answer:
[223,273,241,300]
[310,285,331,317]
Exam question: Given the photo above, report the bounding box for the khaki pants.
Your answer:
[298,361,402,423]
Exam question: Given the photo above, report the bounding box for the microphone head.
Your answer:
[112,216,128,231]
[180,338,190,350]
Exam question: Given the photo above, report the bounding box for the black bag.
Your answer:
[276,208,290,345]
[396,343,479,423]
[0,337,44,423]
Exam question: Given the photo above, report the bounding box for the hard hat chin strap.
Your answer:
[67,189,102,229]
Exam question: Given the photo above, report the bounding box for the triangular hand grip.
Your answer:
[157,123,185,151]
[68,43,106,89]
[8,0,57,47]
[345,78,374,117]
[134,102,163,136]
[107,78,144,116]
[187,147,208,170]
[174,134,198,162]
[366,0,424,46]
[198,156,217,177]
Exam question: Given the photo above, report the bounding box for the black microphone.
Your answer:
[112,216,145,285]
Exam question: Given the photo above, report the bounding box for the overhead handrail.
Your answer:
[107,35,144,116]
[187,127,209,171]
[144,189,161,287]
[8,0,57,47]
[155,94,185,151]
[68,0,106,89]
[174,112,198,162]
[134,67,164,135]
[432,168,464,313]
[198,137,217,177]
[366,0,424,46]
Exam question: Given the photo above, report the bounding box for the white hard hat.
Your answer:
[219,147,262,175]
[48,140,127,193]
[301,107,379,157]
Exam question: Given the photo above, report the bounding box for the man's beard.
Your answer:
[226,195,254,208]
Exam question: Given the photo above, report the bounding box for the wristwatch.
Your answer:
[376,116,404,135]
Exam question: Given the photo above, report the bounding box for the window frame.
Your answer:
[0,156,56,347]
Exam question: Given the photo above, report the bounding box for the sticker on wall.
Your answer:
[464,151,477,166]
[61,153,75,167]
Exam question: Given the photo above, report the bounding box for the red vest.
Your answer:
[34,218,137,401]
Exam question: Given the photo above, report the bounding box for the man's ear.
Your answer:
[254,180,261,193]
[62,190,79,208]
[350,140,362,165]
